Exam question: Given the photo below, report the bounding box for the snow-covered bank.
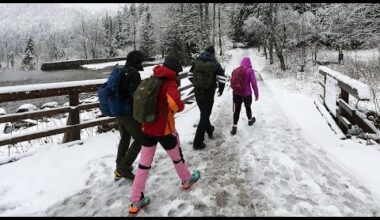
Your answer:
[255,49,380,202]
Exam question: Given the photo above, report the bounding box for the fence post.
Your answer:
[337,88,350,134]
[63,92,81,143]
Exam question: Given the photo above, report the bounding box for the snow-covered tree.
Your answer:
[21,37,36,70]
[102,13,116,57]
[140,5,155,60]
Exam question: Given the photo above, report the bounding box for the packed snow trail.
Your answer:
[32,48,380,216]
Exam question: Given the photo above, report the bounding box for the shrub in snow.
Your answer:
[16,104,39,113]
[81,96,98,103]
[41,102,59,109]
[0,108,6,115]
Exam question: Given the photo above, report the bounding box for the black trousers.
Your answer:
[193,89,215,147]
[233,94,252,125]
[116,113,142,172]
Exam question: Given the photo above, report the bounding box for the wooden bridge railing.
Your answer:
[0,72,195,147]
[318,66,379,142]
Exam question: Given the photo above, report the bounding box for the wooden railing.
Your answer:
[317,66,379,142]
[0,72,195,147]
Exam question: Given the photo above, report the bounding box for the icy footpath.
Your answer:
[14,48,380,216]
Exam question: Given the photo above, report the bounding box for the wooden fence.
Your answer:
[0,72,194,147]
[317,66,379,143]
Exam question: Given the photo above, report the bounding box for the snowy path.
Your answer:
[9,48,380,216]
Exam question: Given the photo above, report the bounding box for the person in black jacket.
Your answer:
[188,46,226,150]
[114,50,144,181]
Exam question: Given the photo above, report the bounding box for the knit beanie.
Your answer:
[205,46,215,55]
[126,50,144,71]
[163,56,183,73]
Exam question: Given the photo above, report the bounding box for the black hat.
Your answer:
[126,50,144,71]
[205,46,215,55]
[163,56,183,73]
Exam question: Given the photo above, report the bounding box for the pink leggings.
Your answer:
[130,132,192,203]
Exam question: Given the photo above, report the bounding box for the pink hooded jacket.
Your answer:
[233,56,259,98]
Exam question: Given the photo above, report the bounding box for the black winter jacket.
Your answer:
[188,51,226,95]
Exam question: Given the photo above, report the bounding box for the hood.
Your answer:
[153,65,177,79]
[240,57,252,68]
[198,51,215,61]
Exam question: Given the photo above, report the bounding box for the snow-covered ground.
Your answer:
[0,48,380,216]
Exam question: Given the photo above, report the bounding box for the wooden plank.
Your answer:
[183,94,195,103]
[63,93,81,143]
[76,102,100,111]
[337,115,352,129]
[353,113,378,134]
[319,94,324,104]
[319,68,369,101]
[313,99,347,139]
[0,117,117,147]
[0,84,100,103]
[179,84,193,92]
[318,80,325,90]
[0,126,71,146]
[0,106,71,123]
[178,72,188,80]
[77,117,117,130]
[338,99,355,116]
[340,88,349,103]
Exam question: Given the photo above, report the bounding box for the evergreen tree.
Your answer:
[21,37,36,70]
[140,5,155,60]
[114,10,127,50]
[103,13,116,57]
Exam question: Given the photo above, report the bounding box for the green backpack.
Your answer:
[133,76,165,123]
[192,59,214,90]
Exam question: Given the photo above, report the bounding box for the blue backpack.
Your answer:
[98,64,132,117]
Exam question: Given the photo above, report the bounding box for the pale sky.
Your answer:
[61,3,125,14]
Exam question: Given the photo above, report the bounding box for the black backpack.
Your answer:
[192,59,215,90]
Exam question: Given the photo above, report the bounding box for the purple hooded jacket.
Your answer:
[232,56,259,98]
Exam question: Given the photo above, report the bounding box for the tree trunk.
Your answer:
[91,18,99,59]
[199,4,203,29]
[338,46,344,65]
[269,39,274,64]
[212,3,216,47]
[263,43,267,59]
[300,3,306,72]
[218,4,222,56]
[205,3,210,45]
[5,43,9,69]
[313,43,318,66]
[81,19,88,60]
[273,37,286,71]
[268,3,286,71]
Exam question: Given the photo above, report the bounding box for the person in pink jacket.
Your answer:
[230,56,259,135]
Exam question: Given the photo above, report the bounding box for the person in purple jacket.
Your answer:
[231,56,259,135]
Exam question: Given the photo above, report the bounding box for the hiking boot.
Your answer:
[114,169,135,181]
[230,126,237,135]
[207,126,215,139]
[248,117,256,126]
[193,143,206,150]
[128,196,150,215]
[182,170,201,190]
